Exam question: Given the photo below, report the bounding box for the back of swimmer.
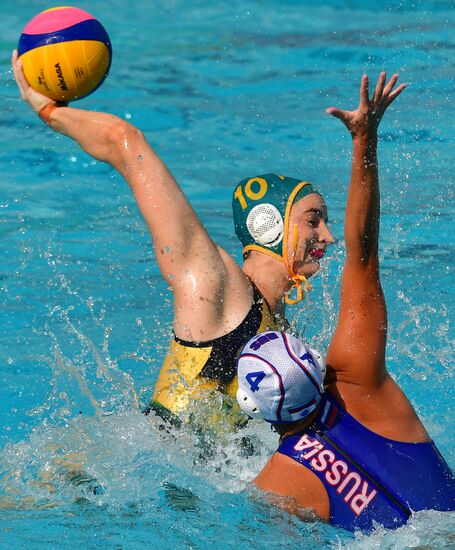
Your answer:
[235,72,455,531]
[237,331,455,531]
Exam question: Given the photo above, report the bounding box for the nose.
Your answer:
[318,221,335,244]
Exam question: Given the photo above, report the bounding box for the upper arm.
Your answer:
[326,260,387,388]
[112,125,256,339]
[45,108,256,340]
[114,125,217,278]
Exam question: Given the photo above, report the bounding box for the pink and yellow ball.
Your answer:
[18,6,112,102]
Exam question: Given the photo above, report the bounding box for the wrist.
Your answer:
[352,134,378,156]
[352,134,378,167]
[352,133,378,146]
[38,102,59,125]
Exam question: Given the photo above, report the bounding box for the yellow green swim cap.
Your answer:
[232,173,320,260]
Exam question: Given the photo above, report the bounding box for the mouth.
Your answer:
[308,248,325,261]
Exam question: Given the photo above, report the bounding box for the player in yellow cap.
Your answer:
[12,50,336,429]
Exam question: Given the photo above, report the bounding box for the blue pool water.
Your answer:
[1,0,454,547]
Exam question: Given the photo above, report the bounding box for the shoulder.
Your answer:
[327,377,430,442]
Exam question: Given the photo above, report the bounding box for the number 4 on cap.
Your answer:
[245,371,266,392]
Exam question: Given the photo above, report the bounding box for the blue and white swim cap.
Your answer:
[237,331,325,424]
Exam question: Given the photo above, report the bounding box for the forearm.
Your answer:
[11,51,228,295]
[48,107,138,169]
[47,107,185,208]
[48,106,208,260]
[328,73,405,268]
[345,135,380,266]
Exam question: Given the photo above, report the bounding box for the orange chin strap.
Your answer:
[282,221,311,305]
[282,181,312,304]
[242,181,312,305]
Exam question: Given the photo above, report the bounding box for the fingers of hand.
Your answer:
[385,83,406,107]
[382,73,399,97]
[11,51,21,90]
[326,107,343,119]
[381,73,400,108]
[11,50,56,114]
[372,71,387,109]
[12,55,28,97]
[360,74,369,107]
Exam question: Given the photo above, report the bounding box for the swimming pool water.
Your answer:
[1,0,454,548]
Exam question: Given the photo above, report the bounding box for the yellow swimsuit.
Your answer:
[149,284,278,424]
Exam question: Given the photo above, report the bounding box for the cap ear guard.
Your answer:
[236,387,263,419]
[308,347,326,381]
[246,204,284,248]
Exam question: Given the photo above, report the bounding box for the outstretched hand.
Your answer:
[11,49,62,115]
[326,72,406,139]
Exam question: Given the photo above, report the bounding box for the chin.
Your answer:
[307,265,320,277]
[298,260,320,278]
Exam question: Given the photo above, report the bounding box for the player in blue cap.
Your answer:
[236,74,455,530]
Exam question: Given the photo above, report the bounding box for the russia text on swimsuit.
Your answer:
[293,434,377,516]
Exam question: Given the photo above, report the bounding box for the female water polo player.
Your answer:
[12,51,334,427]
[236,74,455,530]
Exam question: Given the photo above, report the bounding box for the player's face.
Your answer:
[287,194,334,277]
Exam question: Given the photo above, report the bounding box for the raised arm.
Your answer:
[12,51,250,339]
[325,73,406,388]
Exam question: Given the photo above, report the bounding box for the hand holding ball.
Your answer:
[18,6,112,102]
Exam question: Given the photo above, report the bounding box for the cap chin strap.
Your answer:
[283,222,311,305]
[282,182,311,305]
[242,181,312,305]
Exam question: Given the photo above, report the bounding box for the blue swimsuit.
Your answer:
[278,392,455,531]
